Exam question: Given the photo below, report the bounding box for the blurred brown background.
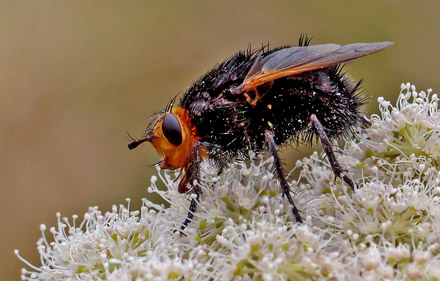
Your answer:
[1,1,439,279]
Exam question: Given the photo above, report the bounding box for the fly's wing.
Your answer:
[240,42,394,92]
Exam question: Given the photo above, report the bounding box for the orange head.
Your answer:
[128,107,205,171]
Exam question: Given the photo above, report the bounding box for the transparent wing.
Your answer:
[241,42,393,91]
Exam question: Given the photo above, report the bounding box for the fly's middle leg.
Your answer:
[265,131,303,223]
[310,114,355,190]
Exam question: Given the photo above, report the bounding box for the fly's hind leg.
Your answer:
[265,131,303,223]
[310,114,355,190]
[180,141,202,232]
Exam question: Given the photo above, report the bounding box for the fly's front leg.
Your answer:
[180,141,202,232]
[265,131,303,223]
[310,114,355,190]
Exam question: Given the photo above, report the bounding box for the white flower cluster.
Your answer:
[17,83,440,280]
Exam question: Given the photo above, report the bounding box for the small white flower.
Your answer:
[361,246,382,270]
[17,84,440,280]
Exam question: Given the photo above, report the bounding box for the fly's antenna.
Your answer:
[128,138,149,150]
[127,132,151,150]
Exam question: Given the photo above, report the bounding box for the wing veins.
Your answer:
[242,42,393,90]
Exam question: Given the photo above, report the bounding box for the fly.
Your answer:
[128,35,393,230]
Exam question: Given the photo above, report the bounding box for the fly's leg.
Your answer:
[265,131,303,223]
[180,193,200,232]
[180,141,202,232]
[310,114,355,190]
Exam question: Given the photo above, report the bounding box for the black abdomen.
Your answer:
[247,66,366,150]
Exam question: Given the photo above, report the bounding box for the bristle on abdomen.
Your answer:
[245,65,366,148]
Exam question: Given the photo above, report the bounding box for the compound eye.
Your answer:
[162,113,182,146]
